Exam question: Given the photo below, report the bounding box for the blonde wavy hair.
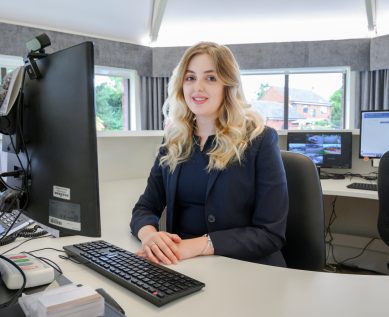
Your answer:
[160,42,265,172]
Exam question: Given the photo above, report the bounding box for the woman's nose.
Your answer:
[194,80,204,92]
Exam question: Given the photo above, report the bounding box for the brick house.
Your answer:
[259,86,332,122]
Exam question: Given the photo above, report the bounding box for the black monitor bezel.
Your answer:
[287,131,353,169]
[359,110,389,159]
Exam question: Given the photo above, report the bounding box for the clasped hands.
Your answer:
[136,225,211,265]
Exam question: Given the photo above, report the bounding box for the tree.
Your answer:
[330,88,342,128]
[256,83,270,100]
[95,77,123,131]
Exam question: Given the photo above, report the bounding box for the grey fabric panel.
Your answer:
[370,34,389,71]
[152,46,187,77]
[0,22,152,76]
[307,39,370,70]
[152,39,371,76]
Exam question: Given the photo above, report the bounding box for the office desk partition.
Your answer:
[1,179,388,317]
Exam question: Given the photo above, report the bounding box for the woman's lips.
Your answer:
[192,96,208,105]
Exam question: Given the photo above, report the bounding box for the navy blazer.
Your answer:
[130,127,289,266]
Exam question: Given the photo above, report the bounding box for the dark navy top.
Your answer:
[175,136,214,239]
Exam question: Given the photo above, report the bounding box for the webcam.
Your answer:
[24,33,51,80]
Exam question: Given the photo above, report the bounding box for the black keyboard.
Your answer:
[0,210,34,237]
[347,182,378,191]
[63,240,205,307]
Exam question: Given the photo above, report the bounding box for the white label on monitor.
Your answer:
[49,199,81,231]
[49,216,81,231]
[53,185,70,200]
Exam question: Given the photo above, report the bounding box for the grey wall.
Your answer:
[152,39,371,76]
[370,34,389,71]
[0,22,152,76]
[2,22,389,77]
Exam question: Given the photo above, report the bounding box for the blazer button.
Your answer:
[207,214,216,223]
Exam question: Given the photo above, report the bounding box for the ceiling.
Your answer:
[0,0,389,47]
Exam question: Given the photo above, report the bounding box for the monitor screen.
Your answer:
[360,110,389,158]
[3,42,101,237]
[287,131,352,168]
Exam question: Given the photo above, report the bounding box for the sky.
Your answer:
[241,72,343,102]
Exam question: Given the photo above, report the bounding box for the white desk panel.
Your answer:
[321,179,378,200]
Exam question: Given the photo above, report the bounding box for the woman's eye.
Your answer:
[185,76,195,81]
[207,75,217,81]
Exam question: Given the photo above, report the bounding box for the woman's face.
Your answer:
[183,53,224,121]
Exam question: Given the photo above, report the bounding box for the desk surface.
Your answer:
[321,178,378,200]
[1,179,387,317]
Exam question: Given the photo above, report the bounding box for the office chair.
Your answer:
[377,151,389,246]
[280,151,325,271]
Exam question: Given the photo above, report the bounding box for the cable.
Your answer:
[22,251,63,275]
[325,196,337,263]
[336,237,378,266]
[0,209,23,243]
[0,254,26,308]
[0,234,51,255]
[59,254,82,264]
[325,196,379,270]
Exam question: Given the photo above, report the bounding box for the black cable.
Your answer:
[26,247,66,253]
[22,251,63,275]
[0,176,19,191]
[17,227,48,238]
[58,254,82,264]
[0,234,51,255]
[0,234,18,246]
[0,254,26,308]
[0,209,23,243]
[337,237,378,266]
[325,196,337,263]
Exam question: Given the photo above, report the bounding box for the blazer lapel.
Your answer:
[205,169,222,201]
[166,164,182,232]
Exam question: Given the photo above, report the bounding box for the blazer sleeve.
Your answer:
[210,127,289,262]
[130,150,167,238]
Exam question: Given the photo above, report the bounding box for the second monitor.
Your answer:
[287,131,352,169]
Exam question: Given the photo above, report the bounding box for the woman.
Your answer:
[130,42,288,267]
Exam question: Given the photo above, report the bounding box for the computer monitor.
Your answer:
[2,42,101,237]
[360,110,389,158]
[287,131,352,168]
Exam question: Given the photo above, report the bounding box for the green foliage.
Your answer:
[95,77,123,131]
[330,88,342,128]
[256,83,270,100]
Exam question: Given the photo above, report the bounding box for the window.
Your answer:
[95,66,140,131]
[241,68,348,130]
[240,74,285,130]
[0,56,140,132]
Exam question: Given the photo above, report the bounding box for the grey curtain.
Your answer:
[355,69,389,127]
[140,76,169,130]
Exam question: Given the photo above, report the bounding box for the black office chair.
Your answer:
[378,151,389,246]
[280,151,325,271]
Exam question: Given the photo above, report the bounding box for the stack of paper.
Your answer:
[0,66,24,116]
[19,283,105,317]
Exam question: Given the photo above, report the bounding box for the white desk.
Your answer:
[320,178,378,200]
[1,179,388,317]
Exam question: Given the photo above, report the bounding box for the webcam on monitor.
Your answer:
[24,33,51,80]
